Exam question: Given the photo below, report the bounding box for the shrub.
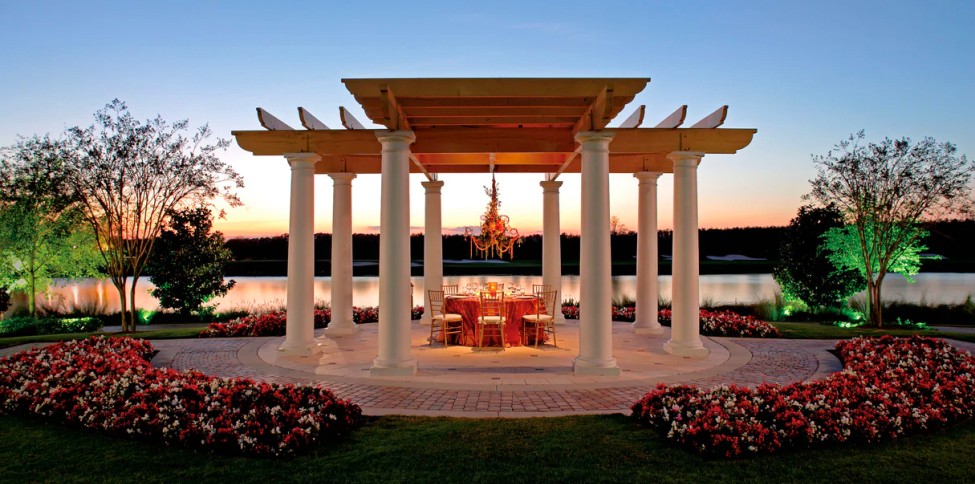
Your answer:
[0,316,102,336]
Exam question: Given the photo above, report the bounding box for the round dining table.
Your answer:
[442,293,547,347]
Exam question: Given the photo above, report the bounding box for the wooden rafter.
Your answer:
[257,108,293,130]
[339,106,366,130]
[618,105,645,128]
[572,84,615,135]
[298,107,329,130]
[379,84,410,130]
[655,105,687,128]
[690,106,728,128]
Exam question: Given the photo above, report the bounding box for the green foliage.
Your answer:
[822,223,927,283]
[0,316,101,337]
[0,136,103,316]
[773,204,863,309]
[147,207,235,317]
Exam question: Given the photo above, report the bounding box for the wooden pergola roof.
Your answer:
[232,78,757,175]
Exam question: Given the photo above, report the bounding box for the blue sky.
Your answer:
[1,1,972,237]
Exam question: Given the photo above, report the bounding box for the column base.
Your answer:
[370,358,418,377]
[663,340,710,359]
[555,313,568,325]
[572,356,621,376]
[323,322,358,337]
[277,340,321,357]
[633,323,665,335]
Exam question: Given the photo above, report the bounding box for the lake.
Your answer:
[20,273,975,314]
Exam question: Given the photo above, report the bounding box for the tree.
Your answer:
[773,204,863,309]
[822,223,927,315]
[147,207,236,318]
[808,131,973,326]
[0,136,102,317]
[61,100,243,332]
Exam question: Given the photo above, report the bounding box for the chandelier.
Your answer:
[465,173,522,259]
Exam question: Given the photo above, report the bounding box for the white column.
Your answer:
[665,152,709,358]
[422,179,445,328]
[573,131,620,376]
[280,152,320,355]
[633,172,664,335]
[540,179,565,324]
[371,131,417,376]
[324,172,357,336]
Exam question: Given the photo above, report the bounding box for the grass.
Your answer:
[0,414,973,482]
[769,321,975,343]
[0,326,206,349]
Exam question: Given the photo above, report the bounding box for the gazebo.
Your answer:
[232,77,756,376]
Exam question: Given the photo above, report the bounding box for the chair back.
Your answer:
[532,284,551,295]
[536,290,558,316]
[442,284,460,295]
[428,289,445,317]
[479,292,505,318]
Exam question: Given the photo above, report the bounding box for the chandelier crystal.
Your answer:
[465,174,522,259]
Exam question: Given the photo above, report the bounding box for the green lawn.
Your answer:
[0,326,206,349]
[1,414,973,483]
[770,321,975,343]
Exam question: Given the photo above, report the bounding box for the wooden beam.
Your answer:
[406,116,580,126]
[610,128,757,154]
[617,105,645,128]
[397,106,588,116]
[654,105,687,128]
[298,107,329,130]
[233,127,757,157]
[572,84,614,135]
[233,130,382,156]
[339,107,367,130]
[690,105,728,128]
[343,78,649,99]
[310,153,674,175]
[379,84,410,130]
[410,127,577,154]
[256,108,293,130]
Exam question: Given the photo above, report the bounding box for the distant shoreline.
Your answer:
[222,259,975,277]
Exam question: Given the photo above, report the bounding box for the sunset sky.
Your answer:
[1,1,972,238]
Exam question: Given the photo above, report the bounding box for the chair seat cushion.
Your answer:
[522,314,554,323]
[478,316,505,324]
[443,313,463,323]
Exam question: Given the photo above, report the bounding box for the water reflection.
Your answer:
[22,273,975,314]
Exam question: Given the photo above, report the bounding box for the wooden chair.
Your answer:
[428,290,463,347]
[522,290,558,348]
[532,284,551,295]
[442,284,460,295]
[477,292,506,350]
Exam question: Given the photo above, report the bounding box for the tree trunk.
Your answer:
[868,278,884,328]
[129,276,140,333]
[114,278,128,332]
[27,270,36,318]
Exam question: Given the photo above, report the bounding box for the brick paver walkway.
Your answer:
[150,335,844,417]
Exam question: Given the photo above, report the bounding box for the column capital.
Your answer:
[634,171,663,183]
[328,172,356,183]
[667,151,704,167]
[284,152,321,168]
[540,179,564,191]
[421,180,445,192]
[575,130,615,146]
[376,130,416,147]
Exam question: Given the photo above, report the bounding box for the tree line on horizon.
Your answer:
[222,219,975,263]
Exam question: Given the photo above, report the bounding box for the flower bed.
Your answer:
[561,304,781,338]
[659,309,781,338]
[0,337,363,456]
[201,305,424,338]
[632,335,975,458]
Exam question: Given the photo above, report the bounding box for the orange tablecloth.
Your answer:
[443,295,546,347]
